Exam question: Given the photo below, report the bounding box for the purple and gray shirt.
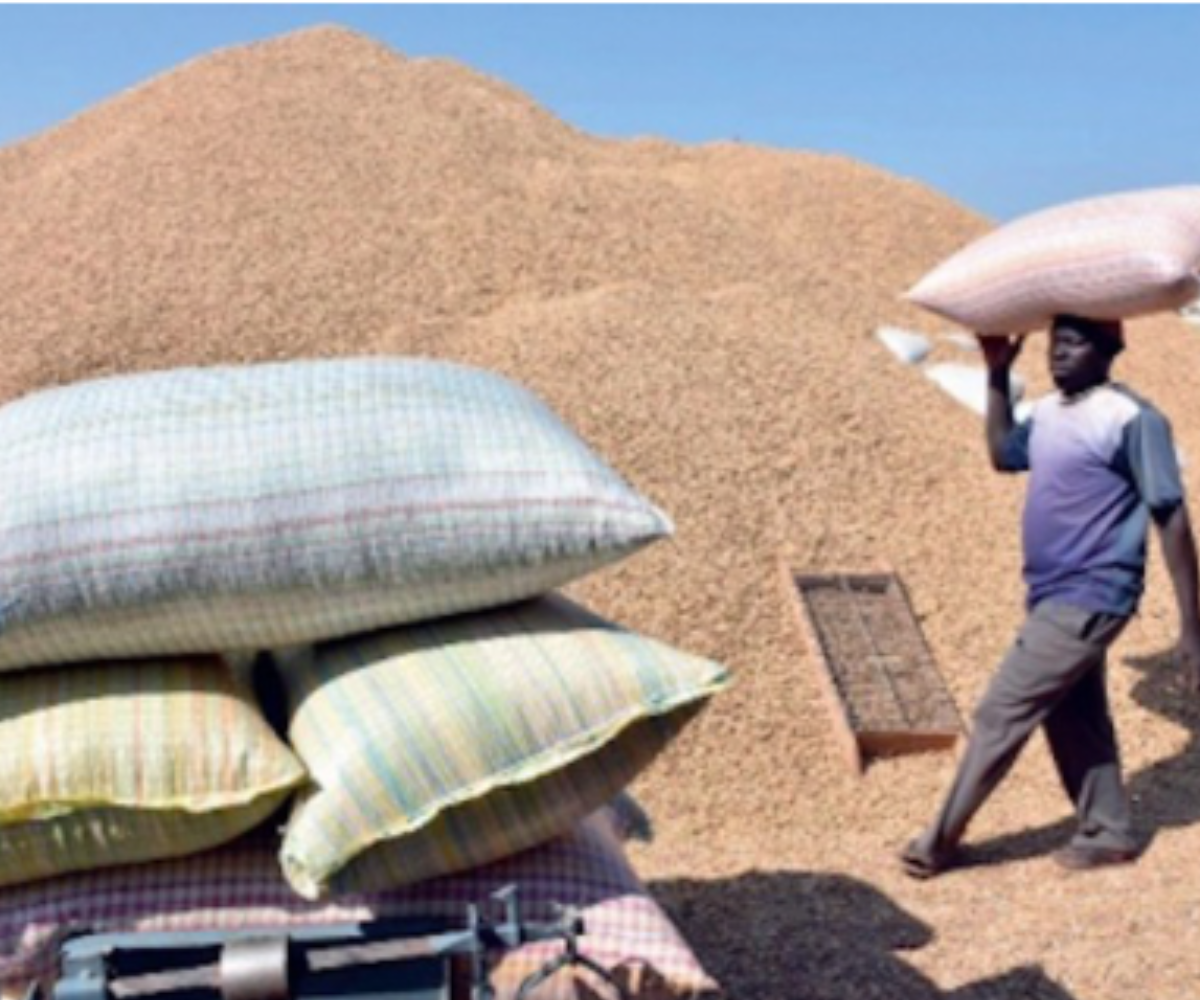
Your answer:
[1000,383,1184,617]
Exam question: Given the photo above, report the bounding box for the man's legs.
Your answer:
[904,603,1127,875]
[1043,630,1136,854]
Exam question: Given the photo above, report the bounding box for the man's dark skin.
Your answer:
[980,318,1200,691]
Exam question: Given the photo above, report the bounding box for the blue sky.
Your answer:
[0,5,1196,220]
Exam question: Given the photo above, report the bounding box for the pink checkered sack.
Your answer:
[906,186,1200,334]
[0,811,714,1000]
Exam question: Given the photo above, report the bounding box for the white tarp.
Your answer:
[942,331,980,353]
[924,362,1026,418]
[875,326,932,365]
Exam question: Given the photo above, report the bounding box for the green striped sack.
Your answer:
[0,657,306,888]
[277,596,729,899]
[0,358,671,672]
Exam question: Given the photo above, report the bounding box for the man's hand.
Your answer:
[977,333,1027,372]
[1178,626,1200,693]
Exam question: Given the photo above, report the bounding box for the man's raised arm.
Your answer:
[978,334,1027,470]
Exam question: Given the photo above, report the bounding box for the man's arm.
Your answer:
[978,334,1027,470]
[1155,503,1200,692]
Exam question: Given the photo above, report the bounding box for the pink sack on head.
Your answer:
[906,187,1200,335]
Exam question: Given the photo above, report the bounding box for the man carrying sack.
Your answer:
[902,313,1200,878]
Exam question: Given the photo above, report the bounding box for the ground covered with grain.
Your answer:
[4,26,1200,1000]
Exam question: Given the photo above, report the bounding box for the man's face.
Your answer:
[1049,322,1110,395]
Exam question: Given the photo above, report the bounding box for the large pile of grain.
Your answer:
[4,26,1200,999]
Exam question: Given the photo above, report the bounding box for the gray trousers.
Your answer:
[920,601,1135,853]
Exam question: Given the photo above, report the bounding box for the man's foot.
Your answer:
[900,838,959,880]
[1052,843,1138,871]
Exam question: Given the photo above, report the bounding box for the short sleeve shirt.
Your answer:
[1000,383,1184,616]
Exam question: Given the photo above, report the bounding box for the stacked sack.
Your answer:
[0,357,727,995]
[906,186,1200,334]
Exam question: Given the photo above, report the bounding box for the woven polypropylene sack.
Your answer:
[0,810,718,1000]
[0,657,305,888]
[276,595,729,899]
[0,358,671,672]
[906,187,1200,334]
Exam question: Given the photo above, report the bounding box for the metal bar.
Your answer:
[112,968,218,999]
[308,932,475,972]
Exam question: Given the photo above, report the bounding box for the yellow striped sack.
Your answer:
[0,658,306,888]
[906,186,1200,334]
[277,595,729,899]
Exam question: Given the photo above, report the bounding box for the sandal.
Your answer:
[1052,843,1138,871]
[900,838,959,880]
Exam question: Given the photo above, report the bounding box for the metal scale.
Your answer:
[43,887,627,1000]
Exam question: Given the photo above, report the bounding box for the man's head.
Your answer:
[1049,314,1124,395]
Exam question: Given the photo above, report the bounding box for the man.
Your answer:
[902,313,1200,878]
